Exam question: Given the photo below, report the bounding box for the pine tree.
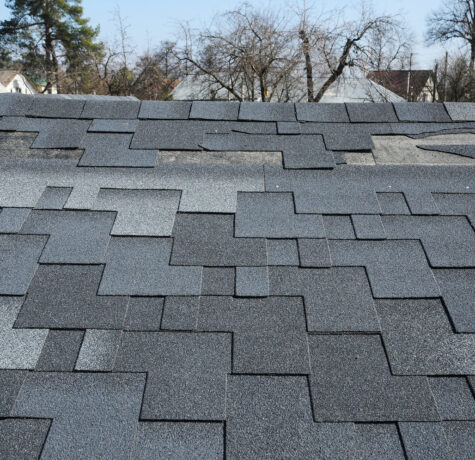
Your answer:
[0,0,102,93]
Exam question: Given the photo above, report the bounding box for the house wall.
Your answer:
[416,76,438,102]
[0,75,37,94]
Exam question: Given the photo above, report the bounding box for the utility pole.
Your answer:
[406,53,413,101]
[442,51,448,102]
[433,63,438,102]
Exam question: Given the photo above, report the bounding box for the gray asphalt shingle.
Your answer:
[15,264,129,329]
[0,96,473,458]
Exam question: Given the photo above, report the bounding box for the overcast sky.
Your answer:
[0,0,463,68]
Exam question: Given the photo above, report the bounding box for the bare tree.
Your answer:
[175,4,302,101]
[434,53,472,101]
[298,3,411,102]
[426,0,475,101]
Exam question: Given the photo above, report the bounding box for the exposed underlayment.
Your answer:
[0,94,474,459]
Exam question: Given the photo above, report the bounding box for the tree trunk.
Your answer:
[299,29,314,102]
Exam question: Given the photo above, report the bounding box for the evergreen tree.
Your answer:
[0,0,102,93]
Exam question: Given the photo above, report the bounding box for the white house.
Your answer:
[0,70,37,94]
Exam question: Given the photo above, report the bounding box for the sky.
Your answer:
[0,0,463,68]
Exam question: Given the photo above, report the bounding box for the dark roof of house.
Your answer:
[368,70,434,99]
[0,93,474,459]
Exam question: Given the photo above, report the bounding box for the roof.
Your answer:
[0,70,21,87]
[173,75,404,102]
[0,93,474,459]
[368,70,434,99]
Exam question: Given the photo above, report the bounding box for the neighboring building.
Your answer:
[27,74,58,94]
[0,70,37,94]
[172,74,404,103]
[367,70,438,102]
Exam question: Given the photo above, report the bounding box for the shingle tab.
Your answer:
[139,100,191,119]
[295,103,349,122]
[190,101,239,120]
[131,422,223,460]
[0,94,34,116]
[0,208,30,233]
[269,266,379,332]
[75,330,121,371]
[12,372,145,459]
[346,103,398,123]
[35,330,84,371]
[16,265,129,329]
[428,377,475,420]
[27,96,85,118]
[81,99,140,119]
[99,237,203,295]
[235,192,325,238]
[393,103,451,122]
[444,102,475,121]
[239,102,296,121]
[113,332,231,419]
[376,299,475,375]
[235,266,269,297]
[308,334,439,421]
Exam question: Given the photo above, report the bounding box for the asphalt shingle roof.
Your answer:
[0,93,474,459]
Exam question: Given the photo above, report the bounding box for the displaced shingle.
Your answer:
[0,234,47,295]
[171,213,267,267]
[12,372,145,459]
[0,208,30,233]
[113,332,231,420]
[79,133,157,167]
[239,102,296,121]
[15,265,129,329]
[0,418,51,460]
[93,189,180,236]
[269,266,379,332]
[99,237,203,295]
[81,99,140,119]
[131,422,223,460]
[198,296,309,373]
[308,334,439,421]
[444,102,475,121]
[31,119,90,148]
[376,299,475,375]
[21,210,115,263]
[235,267,269,297]
[417,143,475,159]
[295,103,349,122]
[139,101,191,119]
[393,103,451,122]
[235,192,325,238]
[35,330,84,371]
[190,101,239,120]
[301,123,376,150]
[346,103,398,123]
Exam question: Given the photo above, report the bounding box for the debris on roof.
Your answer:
[0,93,474,459]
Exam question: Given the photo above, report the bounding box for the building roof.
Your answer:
[0,70,21,87]
[368,70,434,99]
[173,75,404,102]
[0,93,474,458]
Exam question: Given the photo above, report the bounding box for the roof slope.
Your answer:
[368,69,434,99]
[0,94,474,459]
